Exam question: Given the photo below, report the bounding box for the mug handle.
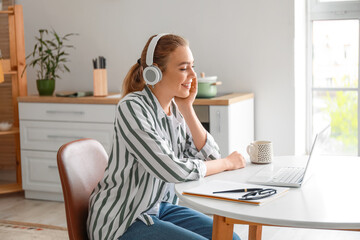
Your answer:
[247,144,256,159]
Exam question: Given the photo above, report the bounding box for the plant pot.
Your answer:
[196,76,222,98]
[36,79,55,96]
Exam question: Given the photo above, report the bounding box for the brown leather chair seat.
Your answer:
[57,138,108,240]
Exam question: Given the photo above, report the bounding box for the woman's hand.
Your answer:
[224,151,246,171]
[205,151,246,176]
[175,77,197,111]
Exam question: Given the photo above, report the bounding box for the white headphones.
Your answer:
[143,33,169,86]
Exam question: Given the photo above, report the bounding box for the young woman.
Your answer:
[87,34,246,240]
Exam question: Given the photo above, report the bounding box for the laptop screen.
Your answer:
[303,125,331,181]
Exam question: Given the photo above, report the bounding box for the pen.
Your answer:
[213,188,264,194]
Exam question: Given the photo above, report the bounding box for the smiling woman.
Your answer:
[87,34,245,240]
[154,46,196,102]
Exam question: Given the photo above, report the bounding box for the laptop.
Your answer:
[247,127,329,188]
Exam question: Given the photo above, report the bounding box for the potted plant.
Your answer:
[24,29,77,96]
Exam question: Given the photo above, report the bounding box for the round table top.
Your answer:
[175,156,360,230]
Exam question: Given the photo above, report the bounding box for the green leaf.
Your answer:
[53,31,60,43]
[46,40,57,48]
[25,28,77,81]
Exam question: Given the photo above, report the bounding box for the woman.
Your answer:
[87,34,246,240]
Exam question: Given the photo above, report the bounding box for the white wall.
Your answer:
[17,0,295,156]
[294,0,307,155]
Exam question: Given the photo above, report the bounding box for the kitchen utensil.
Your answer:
[93,69,108,96]
[196,72,222,98]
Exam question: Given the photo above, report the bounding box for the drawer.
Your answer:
[20,120,113,153]
[19,102,116,123]
[21,150,62,193]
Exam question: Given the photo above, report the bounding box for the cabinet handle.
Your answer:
[217,110,221,133]
[46,110,84,115]
[48,165,58,169]
[47,135,84,139]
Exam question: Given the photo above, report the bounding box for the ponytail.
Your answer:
[121,62,145,98]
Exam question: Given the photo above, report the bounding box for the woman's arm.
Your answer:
[204,151,246,176]
[175,78,246,176]
[175,78,206,151]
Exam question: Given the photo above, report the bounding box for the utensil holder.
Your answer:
[93,69,108,96]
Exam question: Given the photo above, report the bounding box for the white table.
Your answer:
[175,156,360,240]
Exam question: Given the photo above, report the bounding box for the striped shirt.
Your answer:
[87,86,221,240]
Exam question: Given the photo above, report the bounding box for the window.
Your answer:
[308,0,360,155]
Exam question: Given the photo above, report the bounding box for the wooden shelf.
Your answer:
[4,71,17,75]
[0,183,22,194]
[0,5,26,195]
[0,127,19,136]
[0,10,14,14]
[1,58,17,75]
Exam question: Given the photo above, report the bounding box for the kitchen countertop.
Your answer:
[18,92,254,106]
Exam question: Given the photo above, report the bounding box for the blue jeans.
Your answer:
[119,202,240,240]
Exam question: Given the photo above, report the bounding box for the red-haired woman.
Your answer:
[87,34,245,240]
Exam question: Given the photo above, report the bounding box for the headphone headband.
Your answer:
[146,33,169,66]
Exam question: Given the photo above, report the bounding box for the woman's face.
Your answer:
[157,46,196,99]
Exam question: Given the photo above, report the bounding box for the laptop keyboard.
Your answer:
[272,167,304,184]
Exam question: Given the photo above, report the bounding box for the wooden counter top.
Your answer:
[18,94,121,105]
[194,93,254,106]
[18,92,254,106]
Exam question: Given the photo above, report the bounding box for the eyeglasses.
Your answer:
[239,188,277,201]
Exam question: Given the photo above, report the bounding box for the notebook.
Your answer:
[247,126,329,188]
[182,180,289,206]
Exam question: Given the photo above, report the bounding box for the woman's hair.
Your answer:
[121,34,188,97]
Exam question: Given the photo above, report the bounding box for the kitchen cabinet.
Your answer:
[18,100,116,201]
[18,93,254,201]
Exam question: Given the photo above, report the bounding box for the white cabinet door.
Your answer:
[20,121,114,154]
[209,106,230,156]
[227,99,254,156]
[19,102,116,123]
[21,150,62,192]
[209,98,254,156]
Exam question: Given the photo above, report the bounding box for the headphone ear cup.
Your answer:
[143,65,162,85]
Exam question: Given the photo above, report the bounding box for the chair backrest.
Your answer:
[57,138,108,240]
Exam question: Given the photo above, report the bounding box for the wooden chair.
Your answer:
[57,138,108,240]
